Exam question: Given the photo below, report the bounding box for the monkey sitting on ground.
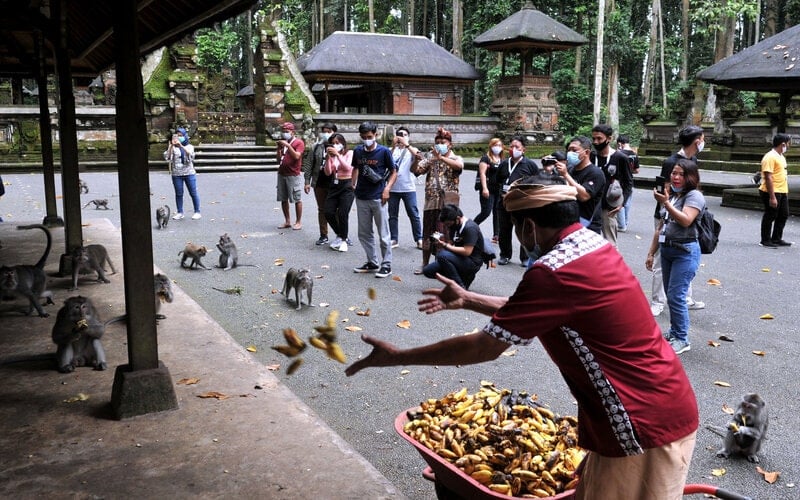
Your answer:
[215,233,260,271]
[70,244,117,290]
[78,178,89,194]
[179,243,210,270]
[0,224,54,317]
[155,205,171,230]
[83,199,111,210]
[51,296,107,373]
[154,273,173,320]
[716,393,768,463]
[281,267,314,310]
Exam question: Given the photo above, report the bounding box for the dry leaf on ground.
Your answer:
[392,275,402,282]
[708,340,721,347]
[761,267,770,272]
[177,378,200,385]
[63,393,90,403]
[707,278,722,286]
[722,404,734,415]
[752,350,766,356]
[197,391,230,400]
[396,320,411,329]
[759,313,774,320]
[344,325,363,332]
[274,258,285,266]
[266,364,280,371]
[246,346,257,352]
[711,468,726,477]
[756,466,781,484]
[356,308,371,317]
[400,369,410,375]
[714,381,732,388]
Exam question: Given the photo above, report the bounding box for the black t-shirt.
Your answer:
[478,154,502,192]
[592,149,634,208]
[450,219,485,268]
[496,156,539,193]
[569,164,606,233]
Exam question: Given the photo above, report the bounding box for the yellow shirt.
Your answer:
[759,148,788,194]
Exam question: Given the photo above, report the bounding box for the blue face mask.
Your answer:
[566,151,580,168]
[435,144,449,155]
[179,135,188,145]
[671,185,683,193]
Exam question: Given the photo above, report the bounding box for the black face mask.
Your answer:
[593,141,609,152]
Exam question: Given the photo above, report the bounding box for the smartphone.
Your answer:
[655,175,666,194]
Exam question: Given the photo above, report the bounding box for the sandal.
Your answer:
[292,223,303,230]
[277,223,291,229]
[413,268,423,275]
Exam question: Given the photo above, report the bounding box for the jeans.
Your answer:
[422,249,481,289]
[388,191,422,243]
[617,190,633,229]
[760,191,789,242]
[356,198,392,267]
[474,191,500,237]
[172,174,200,214]
[661,241,700,343]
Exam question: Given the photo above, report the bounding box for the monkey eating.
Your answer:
[69,244,117,290]
[78,178,89,194]
[154,273,173,320]
[216,233,238,270]
[51,296,108,373]
[178,243,210,270]
[0,224,54,317]
[155,205,171,230]
[83,199,111,210]
[716,393,768,463]
[281,267,314,310]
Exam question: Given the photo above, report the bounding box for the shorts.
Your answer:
[277,174,303,203]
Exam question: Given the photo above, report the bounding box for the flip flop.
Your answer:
[413,268,423,275]
[292,223,302,230]
[277,223,291,229]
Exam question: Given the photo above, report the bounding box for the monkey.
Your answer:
[51,296,107,373]
[281,267,314,310]
[716,393,768,463]
[78,178,89,194]
[154,273,173,320]
[178,243,210,270]
[69,244,117,290]
[83,199,111,210]
[0,224,54,317]
[155,205,171,230]
[214,233,260,270]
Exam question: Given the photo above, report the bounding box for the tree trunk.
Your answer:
[473,51,480,114]
[593,0,606,124]
[573,14,582,84]
[422,0,428,38]
[713,0,736,62]
[764,0,778,37]
[451,0,462,57]
[657,0,667,111]
[245,9,253,86]
[253,23,266,146]
[368,0,375,32]
[607,63,619,131]
[680,0,689,81]
[642,0,658,107]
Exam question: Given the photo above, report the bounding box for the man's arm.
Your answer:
[418,274,508,316]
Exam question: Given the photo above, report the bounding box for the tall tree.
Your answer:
[452,0,463,57]
[593,0,606,124]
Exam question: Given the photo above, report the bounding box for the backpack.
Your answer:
[696,206,722,254]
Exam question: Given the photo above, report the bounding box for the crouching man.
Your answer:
[423,204,485,290]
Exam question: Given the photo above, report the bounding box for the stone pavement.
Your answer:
[0,219,403,499]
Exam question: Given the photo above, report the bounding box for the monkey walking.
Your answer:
[155,205,171,230]
[78,178,89,194]
[70,244,117,290]
[51,296,108,373]
[281,267,314,310]
[0,224,54,317]
[179,243,210,270]
[83,199,111,210]
[715,393,768,463]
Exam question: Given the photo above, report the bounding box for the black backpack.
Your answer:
[696,206,721,254]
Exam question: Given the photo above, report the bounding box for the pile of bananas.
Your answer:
[271,310,346,375]
[404,382,584,498]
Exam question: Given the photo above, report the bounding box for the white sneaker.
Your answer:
[391,240,399,249]
[650,303,664,316]
[687,299,705,310]
[338,241,348,252]
[329,237,342,250]
[172,213,184,220]
[191,212,202,220]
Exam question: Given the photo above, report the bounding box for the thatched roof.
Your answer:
[473,1,587,52]
[297,31,480,83]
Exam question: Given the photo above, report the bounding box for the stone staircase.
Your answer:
[193,144,278,172]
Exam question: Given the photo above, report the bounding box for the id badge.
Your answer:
[333,178,339,185]
[658,233,666,243]
[502,183,511,193]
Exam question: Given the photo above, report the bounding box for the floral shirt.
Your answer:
[415,153,463,211]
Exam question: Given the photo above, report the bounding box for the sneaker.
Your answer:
[497,257,511,265]
[375,266,392,278]
[354,262,379,273]
[338,241,348,252]
[772,239,793,247]
[316,236,329,245]
[759,241,778,248]
[172,213,184,220]
[191,212,202,220]
[670,339,691,355]
[329,237,343,250]
[391,240,399,249]
[618,227,627,233]
[687,299,705,310]
[650,303,664,316]
[416,239,423,249]
[346,238,353,245]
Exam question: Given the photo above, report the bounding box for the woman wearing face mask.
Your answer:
[412,127,464,275]
[645,158,705,355]
[473,138,505,243]
[164,127,201,220]
[494,135,538,265]
[322,133,355,252]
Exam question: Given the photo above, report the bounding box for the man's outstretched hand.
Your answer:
[345,335,399,376]
[417,273,467,314]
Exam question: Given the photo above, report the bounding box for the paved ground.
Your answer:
[1,166,799,499]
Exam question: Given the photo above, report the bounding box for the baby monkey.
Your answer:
[179,243,210,270]
[154,273,173,320]
[717,393,768,463]
[155,205,171,230]
[51,296,107,373]
[83,199,111,210]
[70,244,117,290]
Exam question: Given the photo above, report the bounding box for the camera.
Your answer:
[542,155,557,166]
[655,175,666,194]
[430,231,442,242]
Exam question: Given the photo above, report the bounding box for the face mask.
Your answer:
[435,144,449,155]
[333,143,344,152]
[697,140,705,153]
[363,138,375,148]
[593,141,608,152]
[491,145,503,155]
[783,145,789,154]
[511,148,523,159]
[179,135,188,145]
[319,132,331,142]
[282,132,292,141]
[671,185,683,193]
[566,151,580,167]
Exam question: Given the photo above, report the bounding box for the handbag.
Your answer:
[360,164,390,184]
[434,162,459,207]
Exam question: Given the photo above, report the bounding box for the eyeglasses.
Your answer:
[396,131,408,137]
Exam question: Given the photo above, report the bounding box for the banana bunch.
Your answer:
[404,382,584,498]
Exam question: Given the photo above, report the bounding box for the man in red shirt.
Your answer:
[346,174,699,498]
[276,122,305,230]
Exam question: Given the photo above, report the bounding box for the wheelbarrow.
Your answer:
[395,409,753,500]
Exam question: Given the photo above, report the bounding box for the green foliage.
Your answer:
[196,25,239,74]
[143,51,173,101]
[690,0,759,35]
[551,68,593,138]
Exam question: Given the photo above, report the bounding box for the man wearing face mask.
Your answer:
[303,122,338,245]
[758,133,792,248]
[556,136,605,234]
[495,135,538,265]
[591,124,634,247]
[276,122,305,230]
[649,125,705,316]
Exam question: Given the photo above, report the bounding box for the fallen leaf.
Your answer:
[345,326,363,332]
[368,287,377,300]
[722,404,734,415]
[274,258,285,266]
[315,275,324,279]
[266,364,280,371]
[240,233,249,238]
[396,319,411,329]
[177,378,200,385]
[392,275,402,282]
[711,468,727,477]
[400,369,410,375]
[759,313,774,320]
[756,466,781,484]
[501,349,517,357]
[348,306,358,311]
[63,393,90,403]
[356,308,371,317]
[708,340,721,347]
[318,302,330,307]
[321,265,330,269]
[752,350,766,356]
[197,391,230,400]
[707,278,722,286]
[714,381,732,388]
[246,345,257,353]
[718,335,734,342]
[761,267,770,272]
